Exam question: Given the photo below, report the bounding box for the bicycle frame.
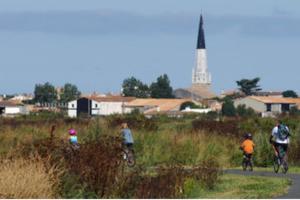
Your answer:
[272,144,288,174]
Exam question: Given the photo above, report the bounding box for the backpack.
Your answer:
[277,124,290,141]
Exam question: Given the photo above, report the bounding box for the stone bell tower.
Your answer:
[190,15,215,99]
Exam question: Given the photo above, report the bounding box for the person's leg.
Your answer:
[282,144,288,163]
[248,154,253,171]
[274,143,280,158]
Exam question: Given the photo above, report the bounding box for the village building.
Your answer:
[234,96,300,117]
[0,101,29,116]
[124,98,192,117]
[67,96,135,117]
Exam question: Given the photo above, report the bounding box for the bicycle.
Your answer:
[242,153,253,171]
[273,145,288,174]
[64,143,80,161]
[122,147,135,167]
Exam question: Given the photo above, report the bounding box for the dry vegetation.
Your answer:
[0,156,60,198]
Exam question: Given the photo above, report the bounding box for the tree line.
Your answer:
[31,74,174,104]
[33,82,81,104]
[122,74,174,98]
[31,76,298,105]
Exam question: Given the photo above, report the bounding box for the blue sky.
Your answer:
[0,0,300,95]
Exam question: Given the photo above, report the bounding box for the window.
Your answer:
[95,104,98,108]
[281,104,290,112]
[266,104,271,112]
[72,104,74,108]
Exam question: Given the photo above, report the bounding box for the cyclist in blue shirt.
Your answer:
[121,123,134,149]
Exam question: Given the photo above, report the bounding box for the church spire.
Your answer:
[197,15,206,49]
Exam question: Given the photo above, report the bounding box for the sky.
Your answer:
[0,0,300,95]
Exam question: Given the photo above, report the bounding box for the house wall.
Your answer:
[5,106,28,115]
[93,102,125,115]
[234,97,266,112]
[68,100,77,117]
[91,101,100,115]
[271,104,281,112]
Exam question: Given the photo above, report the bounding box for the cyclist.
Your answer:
[68,128,80,149]
[121,122,134,150]
[240,133,255,171]
[269,120,290,165]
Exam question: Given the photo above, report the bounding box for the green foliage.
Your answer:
[170,138,198,165]
[122,76,150,98]
[106,111,158,131]
[183,178,202,198]
[81,118,103,143]
[236,104,256,118]
[253,132,273,167]
[60,83,81,103]
[150,74,174,98]
[60,173,98,198]
[290,106,300,116]
[236,77,262,95]
[205,111,220,121]
[221,98,236,117]
[282,90,298,98]
[34,82,58,103]
[198,174,290,199]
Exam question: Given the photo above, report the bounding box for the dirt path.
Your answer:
[224,169,300,199]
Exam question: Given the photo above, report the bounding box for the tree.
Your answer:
[122,77,150,98]
[282,90,298,98]
[236,104,256,117]
[150,74,174,98]
[34,82,57,103]
[60,83,81,103]
[236,77,262,96]
[221,97,236,117]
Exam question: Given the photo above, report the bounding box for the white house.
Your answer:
[0,101,29,116]
[68,96,136,117]
[234,96,300,117]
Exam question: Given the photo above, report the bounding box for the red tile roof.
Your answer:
[249,96,300,104]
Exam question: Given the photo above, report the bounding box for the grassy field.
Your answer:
[190,174,291,199]
[0,113,299,198]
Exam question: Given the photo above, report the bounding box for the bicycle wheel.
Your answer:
[126,150,135,167]
[248,159,253,171]
[282,160,288,174]
[273,156,280,173]
[242,158,247,171]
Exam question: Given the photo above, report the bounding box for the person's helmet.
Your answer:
[245,133,252,139]
[69,129,77,135]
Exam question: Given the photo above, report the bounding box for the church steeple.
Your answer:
[197,15,206,49]
[192,14,211,85]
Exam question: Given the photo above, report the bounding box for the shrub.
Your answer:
[253,132,273,167]
[64,136,126,198]
[0,156,60,198]
[236,104,256,118]
[135,166,186,198]
[106,112,158,131]
[192,119,241,137]
[221,98,236,117]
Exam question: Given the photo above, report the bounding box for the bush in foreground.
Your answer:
[0,156,60,198]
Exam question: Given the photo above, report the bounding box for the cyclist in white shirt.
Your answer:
[269,120,290,162]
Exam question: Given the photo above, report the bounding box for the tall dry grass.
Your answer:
[0,156,60,198]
